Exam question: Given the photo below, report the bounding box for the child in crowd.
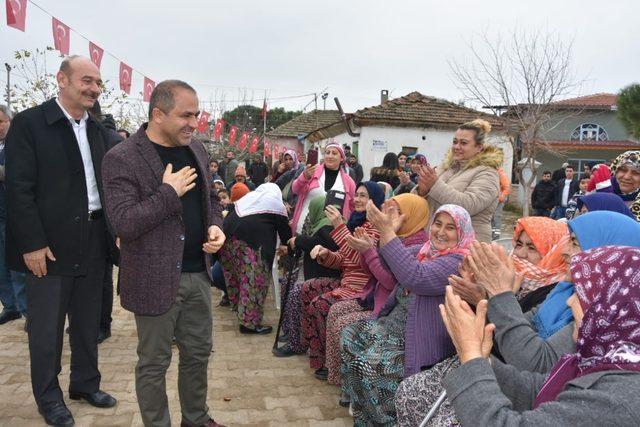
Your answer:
[217,189,231,216]
[564,176,590,220]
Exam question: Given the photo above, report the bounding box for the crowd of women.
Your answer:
[213,117,640,426]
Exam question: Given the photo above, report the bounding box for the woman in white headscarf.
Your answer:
[219,183,292,334]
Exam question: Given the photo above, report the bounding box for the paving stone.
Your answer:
[0,284,352,425]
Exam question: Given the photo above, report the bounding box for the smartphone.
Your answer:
[307,149,319,165]
[324,190,346,214]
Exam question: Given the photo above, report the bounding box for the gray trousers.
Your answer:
[134,272,212,427]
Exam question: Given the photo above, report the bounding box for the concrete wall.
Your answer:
[355,125,513,180]
[536,149,627,179]
[268,136,303,162]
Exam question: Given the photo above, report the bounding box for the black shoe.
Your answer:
[338,391,351,407]
[272,345,302,357]
[97,329,111,344]
[0,309,21,325]
[218,295,231,307]
[38,402,74,426]
[69,390,117,408]
[239,324,273,335]
[277,332,289,343]
[314,367,328,381]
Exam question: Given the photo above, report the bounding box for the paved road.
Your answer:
[0,288,351,426]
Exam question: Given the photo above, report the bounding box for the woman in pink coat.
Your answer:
[291,144,356,234]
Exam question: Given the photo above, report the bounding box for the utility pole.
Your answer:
[4,63,11,109]
[314,93,317,110]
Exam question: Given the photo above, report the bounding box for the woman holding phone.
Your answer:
[291,144,356,234]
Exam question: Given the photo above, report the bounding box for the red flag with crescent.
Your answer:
[6,0,27,31]
[264,139,271,156]
[228,126,238,146]
[249,136,259,153]
[88,42,104,68]
[273,144,279,157]
[143,77,155,102]
[197,112,211,133]
[51,18,70,55]
[238,132,249,150]
[213,119,224,141]
[119,62,132,94]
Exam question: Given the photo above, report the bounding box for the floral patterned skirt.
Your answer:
[219,236,271,329]
[394,356,461,427]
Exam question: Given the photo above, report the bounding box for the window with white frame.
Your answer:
[570,123,608,141]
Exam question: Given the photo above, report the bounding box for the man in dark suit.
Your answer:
[552,165,579,219]
[5,56,116,426]
[102,80,226,427]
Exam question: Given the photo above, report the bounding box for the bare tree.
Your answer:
[450,30,582,216]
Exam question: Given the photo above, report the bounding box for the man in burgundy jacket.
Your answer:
[101,80,226,427]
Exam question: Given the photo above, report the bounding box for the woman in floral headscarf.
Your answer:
[339,204,474,426]
[435,245,640,425]
[610,150,640,221]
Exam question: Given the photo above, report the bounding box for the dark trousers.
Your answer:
[26,218,107,409]
[100,263,114,331]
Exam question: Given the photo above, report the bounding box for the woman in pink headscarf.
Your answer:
[437,244,640,425]
[291,144,356,233]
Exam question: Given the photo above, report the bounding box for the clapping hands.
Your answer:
[439,286,495,364]
[345,227,375,253]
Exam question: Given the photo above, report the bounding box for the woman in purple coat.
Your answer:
[340,203,474,426]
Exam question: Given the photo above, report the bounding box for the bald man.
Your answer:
[5,55,116,426]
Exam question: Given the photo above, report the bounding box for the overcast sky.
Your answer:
[2,0,639,116]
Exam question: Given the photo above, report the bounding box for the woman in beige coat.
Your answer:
[415,119,502,242]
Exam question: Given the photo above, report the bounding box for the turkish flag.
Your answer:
[264,139,271,156]
[281,145,287,155]
[52,18,70,55]
[88,42,104,68]
[273,144,279,157]
[261,98,267,121]
[228,126,238,146]
[213,119,224,141]
[249,136,259,154]
[238,132,249,150]
[197,112,211,133]
[143,77,155,102]
[6,0,27,31]
[119,62,132,94]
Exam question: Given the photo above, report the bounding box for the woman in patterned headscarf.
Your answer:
[434,245,640,425]
[610,150,640,221]
[339,204,474,426]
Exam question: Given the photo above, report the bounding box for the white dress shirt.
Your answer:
[55,98,102,211]
[561,178,572,207]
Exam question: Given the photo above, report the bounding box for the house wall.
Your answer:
[356,125,513,180]
[542,110,629,141]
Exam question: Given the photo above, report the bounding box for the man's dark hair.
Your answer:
[542,170,552,175]
[565,166,574,171]
[209,159,219,166]
[117,129,131,138]
[217,189,229,197]
[148,80,196,121]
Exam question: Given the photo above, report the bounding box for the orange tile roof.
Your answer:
[542,139,639,150]
[353,91,502,129]
[552,93,617,108]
